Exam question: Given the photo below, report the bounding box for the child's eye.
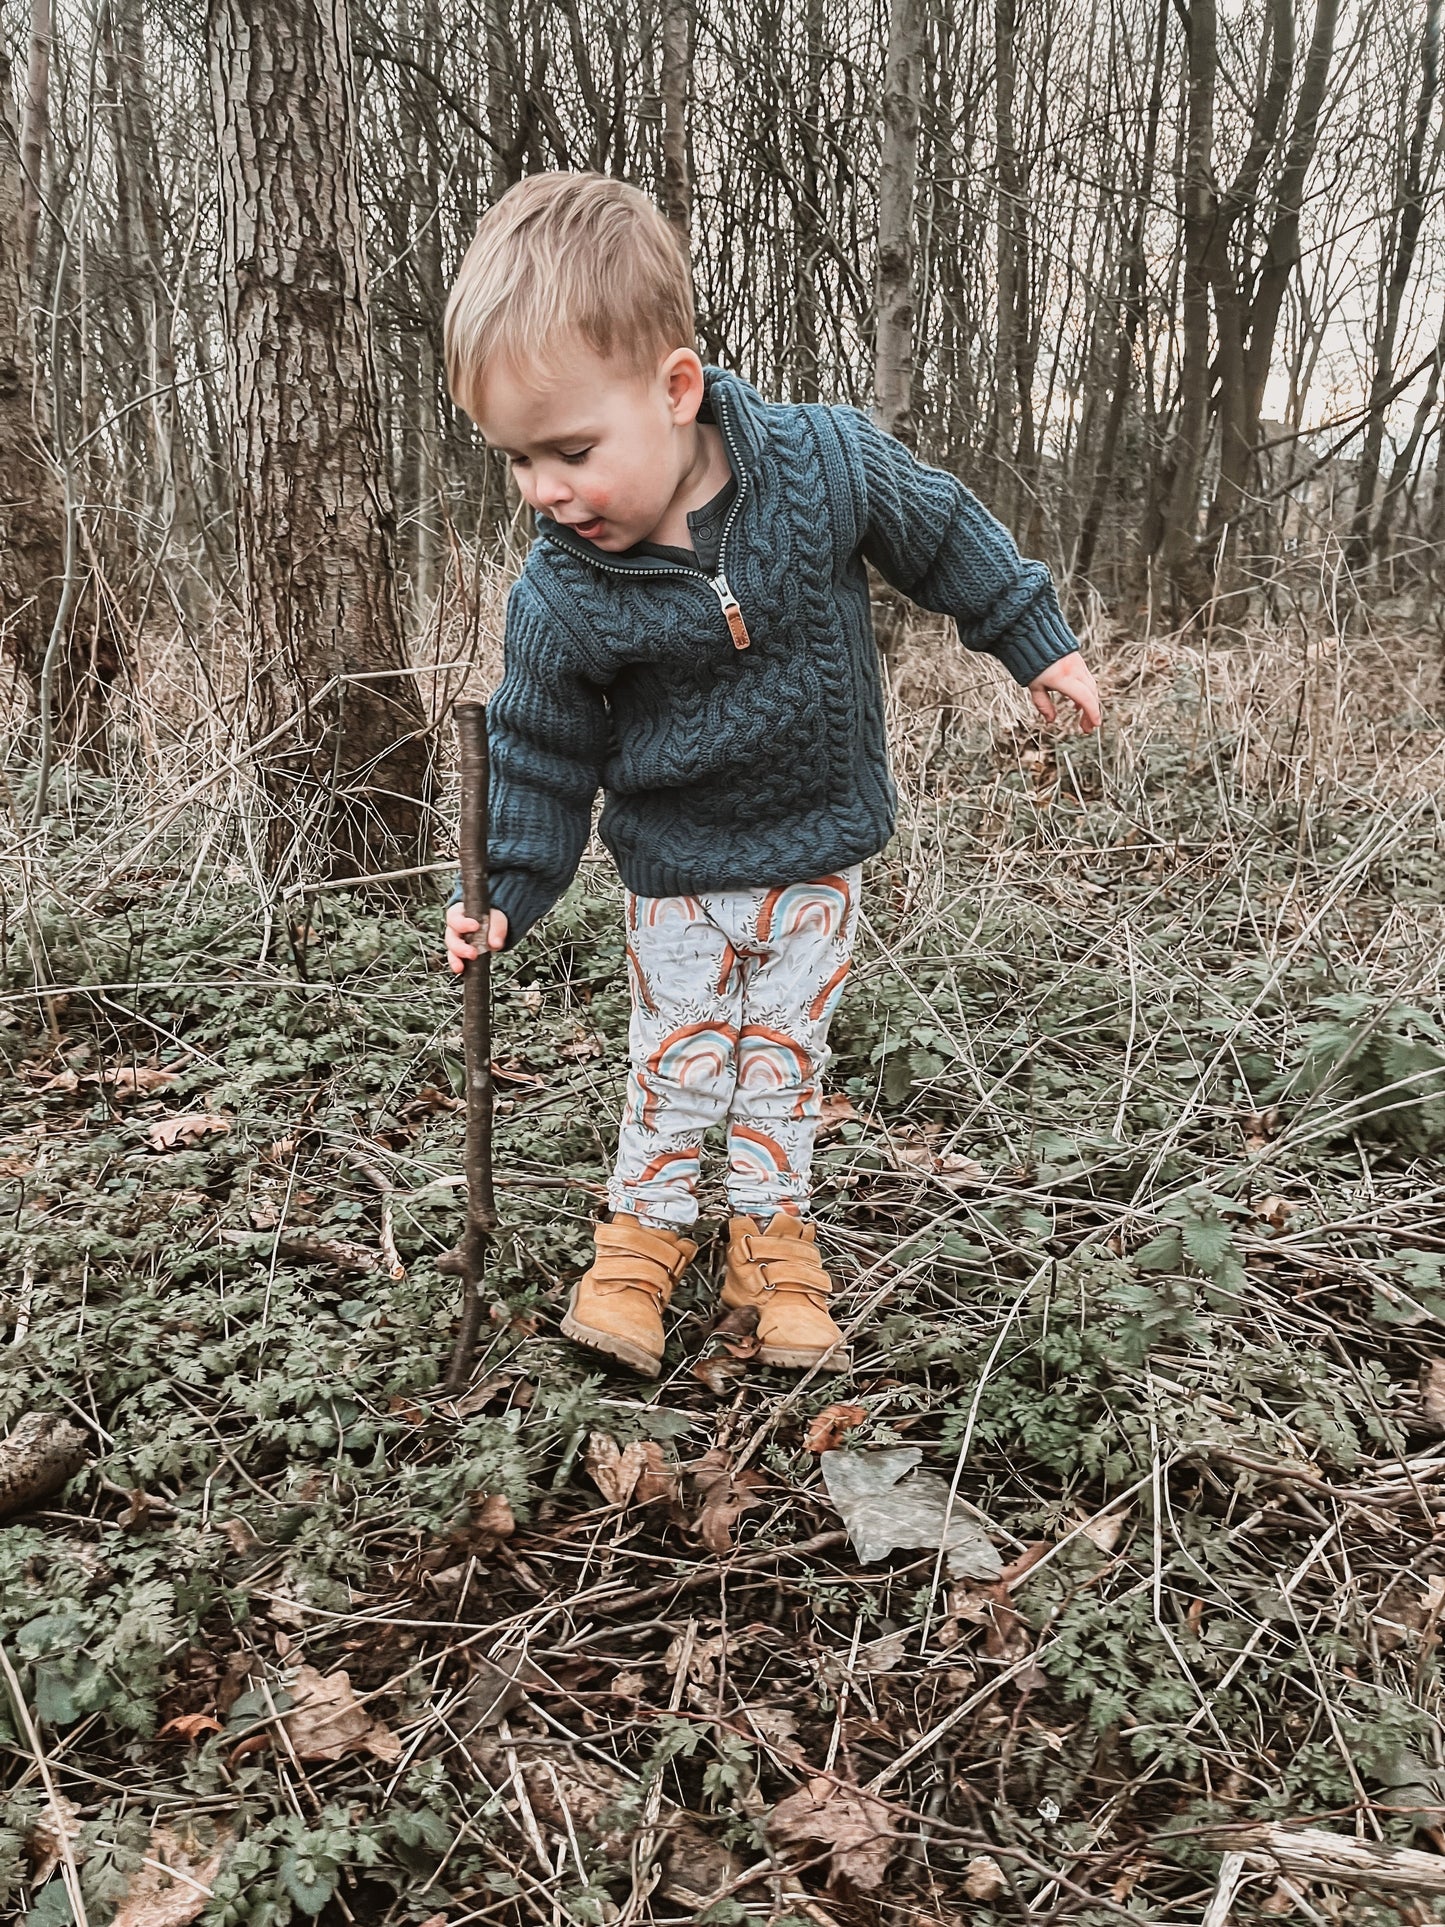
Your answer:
[560,448,592,465]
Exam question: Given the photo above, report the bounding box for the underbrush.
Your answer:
[2,625,1445,1925]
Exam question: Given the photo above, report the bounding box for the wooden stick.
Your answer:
[444,703,496,1394]
[1202,1825,1445,1897]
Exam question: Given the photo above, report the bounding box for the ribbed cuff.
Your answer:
[486,869,558,950]
[991,590,1081,686]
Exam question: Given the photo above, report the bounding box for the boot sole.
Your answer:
[758,1341,852,1371]
[561,1292,662,1378]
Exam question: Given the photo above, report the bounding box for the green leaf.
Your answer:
[1133,1227,1183,1272]
[1180,1211,1235,1277]
[278,1845,340,1916]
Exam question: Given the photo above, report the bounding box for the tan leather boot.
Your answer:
[561,1214,697,1377]
[722,1213,849,1369]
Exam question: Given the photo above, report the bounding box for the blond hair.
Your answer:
[444,173,695,416]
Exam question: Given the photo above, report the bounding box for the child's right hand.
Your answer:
[446,902,509,973]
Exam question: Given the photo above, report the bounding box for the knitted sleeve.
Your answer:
[838,407,1080,686]
[480,581,610,947]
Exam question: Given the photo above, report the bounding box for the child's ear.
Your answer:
[660,348,705,424]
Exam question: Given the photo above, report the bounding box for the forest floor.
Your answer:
[4,620,1445,1927]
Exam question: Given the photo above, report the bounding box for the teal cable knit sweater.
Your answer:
[478,366,1080,945]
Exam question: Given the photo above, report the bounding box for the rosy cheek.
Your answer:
[584,483,612,512]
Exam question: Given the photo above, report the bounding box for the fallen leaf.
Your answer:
[1254,1194,1295,1230]
[711,1302,762,1358]
[461,1648,546,1732]
[690,1450,767,1552]
[804,1402,868,1453]
[665,1629,732,1690]
[469,1492,517,1548]
[281,1665,399,1762]
[746,1704,801,1752]
[29,1795,82,1884]
[817,1092,861,1136]
[157,1712,224,1742]
[39,1068,81,1093]
[1422,1362,1445,1433]
[633,1441,682,1509]
[964,1853,1007,1900]
[557,1029,603,1060]
[220,1517,259,1555]
[768,1777,897,1891]
[584,1432,649,1506]
[820,1447,1003,1579]
[1080,1507,1131,1554]
[110,1824,232,1927]
[690,1354,749,1395]
[609,1669,648,1700]
[146,1113,230,1152]
[107,1065,178,1097]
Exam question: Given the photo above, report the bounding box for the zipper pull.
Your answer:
[710,571,751,649]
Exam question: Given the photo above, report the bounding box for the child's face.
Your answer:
[473,345,705,552]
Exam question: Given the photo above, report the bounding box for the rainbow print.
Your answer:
[647,1021,738,1089]
[625,942,658,1014]
[737,1025,814,1118]
[755,874,853,944]
[728,1124,794,1185]
[641,893,704,930]
[636,1146,700,1188]
[807,960,852,1023]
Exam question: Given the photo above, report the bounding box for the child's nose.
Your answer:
[533,466,572,508]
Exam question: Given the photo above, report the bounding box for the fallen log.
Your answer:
[1205,1825,1445,1896]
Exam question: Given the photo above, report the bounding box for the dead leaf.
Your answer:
[609,1669,648,1700]
[768,1777,898,1892]
[461,1648,546,1732]
[281,1665,399,1762]
[817,1092,861,1136]
[1254,1194,1295,1230]
[29,1795,82,1884]
[1259,1880,1297,1915]
[110,1824,232,1927]
[39,1068,81,1093]
[633,1441,682,1509]
[689,1451,767,1553]
[804,1402,868,1453]
[1422,1362,1445,1433]
[690,1354,749,1395]
[1080,1507,1131,1554]
[220,1517,259,1555]
[711,1302,762,1358]
[146,1113,230,1152]
[558,1029,603,1060]
[157,1712,224,1743]
[469,1492,517,1548]
[584,1432,649,1506]
[746,1704,801,1752]
[964,1854,1008,1901]
[107,1066,178,1097]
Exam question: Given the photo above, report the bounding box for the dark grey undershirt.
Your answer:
[623,408,737,574]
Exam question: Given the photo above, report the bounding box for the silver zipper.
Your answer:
[545,390,753,648]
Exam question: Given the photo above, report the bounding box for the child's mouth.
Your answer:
[573,516,606,541]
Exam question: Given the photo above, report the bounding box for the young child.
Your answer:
[442,172,1100,1380]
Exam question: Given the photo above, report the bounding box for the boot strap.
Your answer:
[595,1223,695,1278]
[740,1234,831,1299]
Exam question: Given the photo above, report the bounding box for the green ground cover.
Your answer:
[3,633,1445,1925]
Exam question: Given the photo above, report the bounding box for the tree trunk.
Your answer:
[208,0,433,882]
[18,0,48,274]
[1075,0,1169,586]
[1156,0,1217,609]
[659,0,693,244]
[0,40,69,742]
[874,0,924,447]
[1347,0,1442,568]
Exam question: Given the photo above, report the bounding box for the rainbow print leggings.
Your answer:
[608,866,863,1229]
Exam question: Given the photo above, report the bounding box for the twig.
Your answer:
[0,1638,90,1927]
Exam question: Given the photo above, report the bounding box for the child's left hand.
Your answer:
[1028,651,1101,733]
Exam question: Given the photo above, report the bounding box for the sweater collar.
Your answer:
[538,365,757,575]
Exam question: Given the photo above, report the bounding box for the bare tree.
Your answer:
[208,0,433,879]
[874,0,924,445]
